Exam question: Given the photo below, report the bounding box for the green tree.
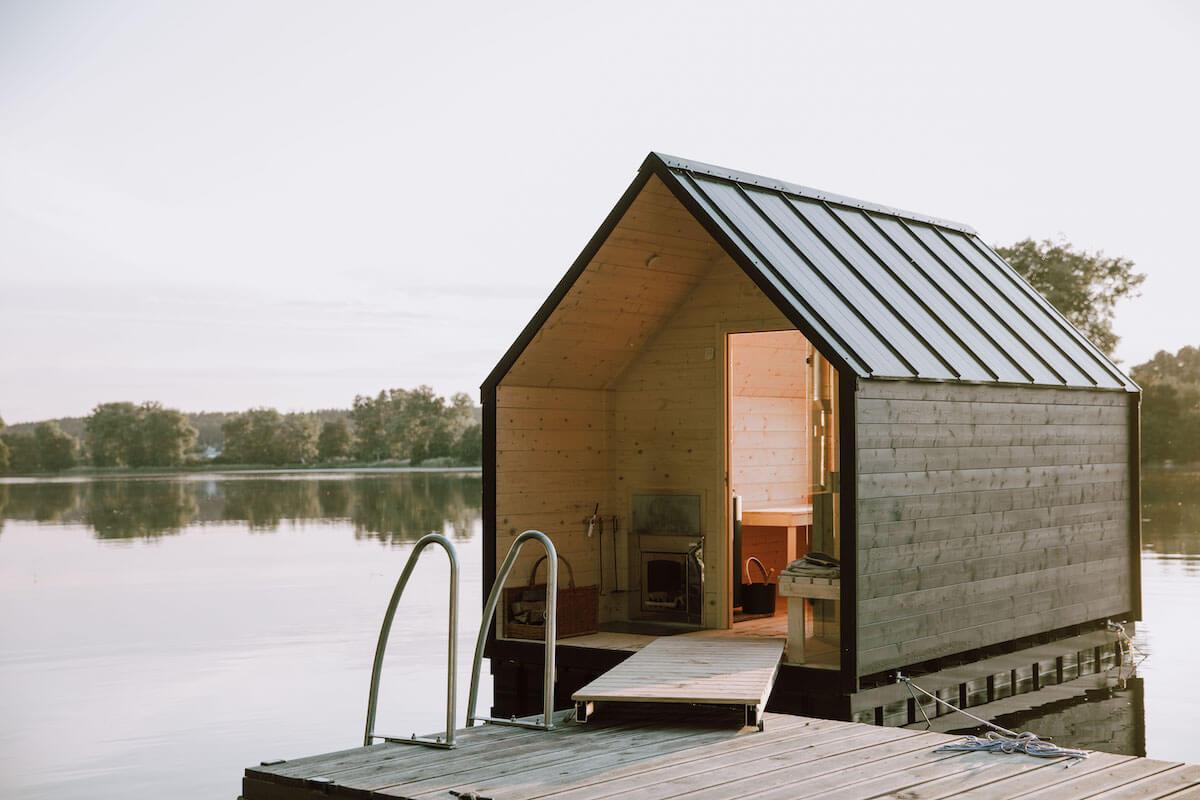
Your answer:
[278,414,318,465]
[221,408,284,464]
[33,422,78,472]
[351,391,391,461]
[1132,346,1200,386]
[996,238,1144,356]
[1140,382,1200,463]
[453,422,482,465]
[85,401,196,467]
[85,402,140,466]
[0,415,9,473]
[1132,346,1200,464]
[402,386,454,464]
[135,403,198,467]
[1,433,38,473]
[317,419,351,461]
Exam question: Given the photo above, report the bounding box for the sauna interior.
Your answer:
[492,174,841,664]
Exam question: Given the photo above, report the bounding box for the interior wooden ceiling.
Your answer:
[503,175,728,390]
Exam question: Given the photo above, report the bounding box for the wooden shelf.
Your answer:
[742,505,813,528]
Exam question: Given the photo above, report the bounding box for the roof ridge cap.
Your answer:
[648,152,978,236]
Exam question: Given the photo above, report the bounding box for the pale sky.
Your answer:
[2,1,1197,423]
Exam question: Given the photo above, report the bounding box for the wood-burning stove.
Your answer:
[638,540,702,624]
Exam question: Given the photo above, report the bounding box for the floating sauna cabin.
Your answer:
[481,153,1140,719]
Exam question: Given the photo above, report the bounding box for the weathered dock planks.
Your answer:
[244,708,1199,800]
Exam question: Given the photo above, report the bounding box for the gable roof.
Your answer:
[484,153,1136,393]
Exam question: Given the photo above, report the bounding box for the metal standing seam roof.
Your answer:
[650,153,1137,392]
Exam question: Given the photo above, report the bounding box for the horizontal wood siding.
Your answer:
[855,380,1133,676]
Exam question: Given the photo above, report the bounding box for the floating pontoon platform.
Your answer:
[243,707,1200,800]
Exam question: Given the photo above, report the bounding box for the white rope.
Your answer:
[897,674,1089,761]
[934,730,1089,760]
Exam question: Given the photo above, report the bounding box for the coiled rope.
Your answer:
[897,674,1090,762]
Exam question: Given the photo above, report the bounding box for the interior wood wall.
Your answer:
[854,380,1133,676]
[610,256,792,627]
[494,385,613,612]
[729,330,811,508]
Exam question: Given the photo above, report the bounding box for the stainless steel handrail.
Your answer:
[466,529,558,730]
[363,532,458,748]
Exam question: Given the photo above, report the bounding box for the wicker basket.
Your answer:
[503,554,599,640]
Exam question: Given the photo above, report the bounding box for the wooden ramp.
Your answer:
[571,635,784,728]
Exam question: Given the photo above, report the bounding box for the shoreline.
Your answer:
[0,463,482,483]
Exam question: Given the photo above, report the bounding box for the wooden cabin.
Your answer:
[481,153,1140,720]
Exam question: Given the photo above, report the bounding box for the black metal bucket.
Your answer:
[740,556,776,615]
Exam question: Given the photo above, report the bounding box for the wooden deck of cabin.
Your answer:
[519,611,840,669]
[243,707,1200,800]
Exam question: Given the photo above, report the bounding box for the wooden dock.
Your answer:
[571,637,784,727]
[243,707,1200,799]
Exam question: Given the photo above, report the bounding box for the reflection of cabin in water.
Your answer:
[481,153,1140,720]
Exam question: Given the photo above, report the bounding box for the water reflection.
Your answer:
[0,472,482,544]
[0,469,489,800]
[1143,468,1200,565]
[950,678,1147,756]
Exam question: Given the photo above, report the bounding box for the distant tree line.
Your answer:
[1133,346,1200,464]
[0,386,482,474]
[0,240,1165,470]
[349,387,481,465]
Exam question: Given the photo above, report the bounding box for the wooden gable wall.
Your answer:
[496,175,728,622]
[495,175,800,628]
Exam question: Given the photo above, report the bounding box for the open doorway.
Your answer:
[727,329,841,665]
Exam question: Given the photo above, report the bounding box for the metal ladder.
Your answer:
[363,532,459,749]
[362,528,562,749]
[466,529,559,730]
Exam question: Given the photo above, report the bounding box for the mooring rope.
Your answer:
[897,674,1090,761]
[1108,620,1148,682]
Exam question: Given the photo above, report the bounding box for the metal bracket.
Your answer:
[745,703,764,731]
[375,733,455,750]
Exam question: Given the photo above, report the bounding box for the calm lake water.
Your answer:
[0,469,1198,798]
